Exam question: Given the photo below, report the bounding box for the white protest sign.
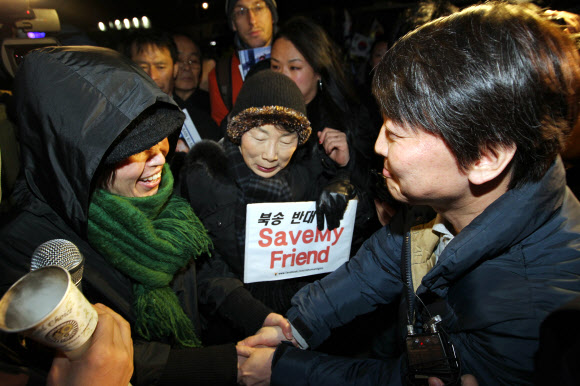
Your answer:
[244,200,357,283]
[180,108,202,148]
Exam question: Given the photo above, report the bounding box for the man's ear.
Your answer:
[173,62,179,79]
[468,144,516,186]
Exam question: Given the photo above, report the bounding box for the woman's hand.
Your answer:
[318,128,350,167]
[47,303,134,386]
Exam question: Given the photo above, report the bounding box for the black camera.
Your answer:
[406,315,460,386]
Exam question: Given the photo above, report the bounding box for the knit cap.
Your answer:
[226,70,311,145]
[226,0,278,27]
[103,105,184,166]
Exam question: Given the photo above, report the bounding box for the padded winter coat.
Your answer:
[272,158,580,385]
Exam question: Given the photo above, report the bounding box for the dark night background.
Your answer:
[9,0,580,56]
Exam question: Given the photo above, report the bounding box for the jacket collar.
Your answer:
[421,157,567,293]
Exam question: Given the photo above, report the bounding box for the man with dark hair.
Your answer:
[236,2,580,385]
[208,0,278,127]
[124,29,178,95]
[125,30,220,147]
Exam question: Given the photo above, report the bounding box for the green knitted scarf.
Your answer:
[87,163,212,347]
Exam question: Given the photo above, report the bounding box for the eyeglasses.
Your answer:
[177,58,201,68]
[232,2,267,20]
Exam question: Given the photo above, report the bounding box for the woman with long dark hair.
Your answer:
[271,16,381,250]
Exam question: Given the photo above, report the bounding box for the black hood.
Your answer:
[14,45,183,234]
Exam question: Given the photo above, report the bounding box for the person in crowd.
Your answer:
[371,0,460,230]
[270,16,381,252]
[124,29,178,95]
[125,29,220,150]
[179,70,353,343]
[209,0,278,127]
[172,33,212,115]
[236,2,580,384]
[0,45,255,385]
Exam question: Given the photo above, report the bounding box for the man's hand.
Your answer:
[47,303,133,386]
[262,313,292,340]
[236,345,275,386]
[238,326,291,348]
[318,128,350,167]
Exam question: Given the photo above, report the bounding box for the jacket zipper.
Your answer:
[403,231,415,327]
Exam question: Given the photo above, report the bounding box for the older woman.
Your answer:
[0,46,244,385]
[179,70,350,343]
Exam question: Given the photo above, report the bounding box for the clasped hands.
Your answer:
[236,313,295,386]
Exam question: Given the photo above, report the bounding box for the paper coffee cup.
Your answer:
[0,266,98,358]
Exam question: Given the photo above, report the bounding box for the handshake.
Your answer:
[236,313,296,386]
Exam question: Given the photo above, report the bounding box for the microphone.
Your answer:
[30,239,84,289]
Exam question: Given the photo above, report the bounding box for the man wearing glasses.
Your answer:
[172,33,220,143]
[173,34,210,114]
[208,0,278,127]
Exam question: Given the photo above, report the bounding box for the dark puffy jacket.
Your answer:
[0,46,236,385]
[179,140,322,342]
[272,158,580,385]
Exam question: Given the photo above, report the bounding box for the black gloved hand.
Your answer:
[316,179,357,231]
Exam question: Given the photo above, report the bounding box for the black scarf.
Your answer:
[223,138,293,259]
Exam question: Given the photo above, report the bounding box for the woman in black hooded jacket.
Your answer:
[0,46,244,385]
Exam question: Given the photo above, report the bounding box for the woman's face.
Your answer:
[239,124,298,178]
[271,37,320,104]
[107,138,170,197]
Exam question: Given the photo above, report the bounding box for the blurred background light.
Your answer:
[142,16,150,29]
[27,32,46,39]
